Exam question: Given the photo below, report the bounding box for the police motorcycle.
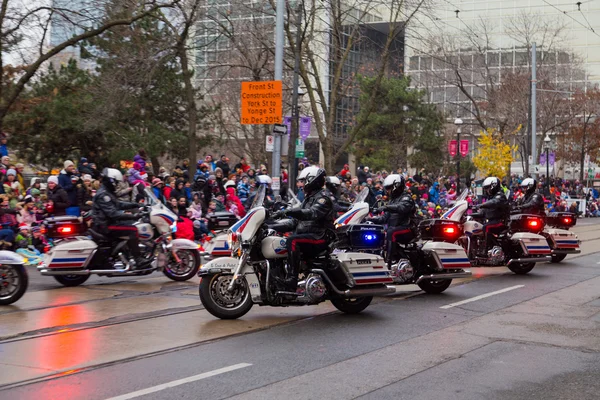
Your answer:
[38,187,201,286]
[334,188,471,294]
[198,185,396,320]
[0,251,29,305]
[442,190,551,275]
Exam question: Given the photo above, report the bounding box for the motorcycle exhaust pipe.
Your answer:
[38,269,91,276]
[416,271,472,283]
[506,256,551,266]
[344,285,396,297]
[312,269,396,297]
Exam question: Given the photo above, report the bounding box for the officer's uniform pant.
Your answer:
[106,223,141,257]
[286,233,328,279]
[483,220,505,252]
[386,226,413,267]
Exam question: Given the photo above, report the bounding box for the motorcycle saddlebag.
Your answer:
[43,216,86,238]
[207,212,238,231]
[44,240,97,269]
[546,212,577,229]
[332,252,392,285]
[335,224,385,250]
[422,241,471,269]
[511,232,552,255]
[545,228,580,250]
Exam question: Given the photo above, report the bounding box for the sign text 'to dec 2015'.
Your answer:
[241,81,282,125]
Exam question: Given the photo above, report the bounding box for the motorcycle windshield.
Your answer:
[144,187,160,206]
[251,185,266,210]
[456,189,469,202]
[355,187,370,203]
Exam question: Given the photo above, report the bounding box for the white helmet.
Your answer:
[103,168,123,182]
[383,174,405,198]
[256,175,272,185]
[482,177,500,196]
[224,180,236,189]
[298,165,326,194]
[520,178,537,195]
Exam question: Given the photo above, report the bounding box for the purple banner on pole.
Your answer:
[539,153,546,165]
[300,117,311,140]
[283,116,292,134]
[549,151,555,166]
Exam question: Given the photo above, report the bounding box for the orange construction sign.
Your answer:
[240,81,282,125]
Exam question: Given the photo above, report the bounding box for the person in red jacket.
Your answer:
[339,164,350,178]
[225,181,246,217]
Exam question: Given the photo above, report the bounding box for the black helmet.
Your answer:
[298,166,326,195]
[383,174,405,199]
[483,177,501,197]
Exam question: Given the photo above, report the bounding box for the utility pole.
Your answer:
[288,3,303,193]
[531,42,537,175]
[271,0,285,196]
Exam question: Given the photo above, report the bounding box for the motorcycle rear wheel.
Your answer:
[53,274,90,287]
[0,265,28,305]
[163,249,200,281]
[330,296,372,314]
[551,254,567,263]
[418,279,452,294]
[508,262,535,275]
[199,273,253,319]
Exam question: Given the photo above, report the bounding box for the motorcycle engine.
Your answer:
[487,246,505,265]
[303,274,327,302]
[390,259,414,284]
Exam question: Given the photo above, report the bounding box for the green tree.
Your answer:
[354,75,444,172]
[5,60,105,168]
[84,4,189,173]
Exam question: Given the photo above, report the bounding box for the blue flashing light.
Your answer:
[363,233,378,242]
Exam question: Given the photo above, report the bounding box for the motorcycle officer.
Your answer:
[272,166,335,292]
[517,178,545,215]
[367,174,416,267]
[92,168,151,269]
[326,176,351,213]
[479,176,510,255]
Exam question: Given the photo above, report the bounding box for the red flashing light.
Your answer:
[443,227,456,234]
[563,217,572,225]
[57,226,73,234]
[527,219,541,229]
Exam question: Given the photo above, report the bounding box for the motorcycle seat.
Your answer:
[88,229,112,243]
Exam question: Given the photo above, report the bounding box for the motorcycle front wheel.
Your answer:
[330,296,372,314]
[199,273,253,319]
[163,249,201,281]
[0,264,28,305]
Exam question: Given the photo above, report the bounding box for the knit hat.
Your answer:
[83,174,92,182]
[19,223,30,231]
[31,188,41,196]
[24,195,33,204]
[133,162,142,171]
[48,176,59,185]
[152,178,162,187]
[80,157,88,164]
[64,160,75,169]
[6,168,16,176]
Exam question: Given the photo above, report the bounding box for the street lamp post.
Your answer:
[454,117,463,191]
[544,134,551,194]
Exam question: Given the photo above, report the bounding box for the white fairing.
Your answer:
[230,207,267,242]
[203,232,231,257]
[464,220,484,236]
[261,237,288,259]
[144,187,177,235]
[0,250,26,265]
[442,200,468,221]
[335,202,369,226]
[136,222,154,241]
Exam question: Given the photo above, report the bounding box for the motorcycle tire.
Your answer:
[199,273,253,319]
[551,254,567,263]
[330,296,372,314]
[508,262,535,275]
[418,279,452,294]
[53,274,90,287]
[0,265,28,305]
[163,249,201,282]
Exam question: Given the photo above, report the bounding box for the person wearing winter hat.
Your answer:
[78,157,93,176]
[1,155,9,170]
[151,178,165,204]
[58,160,79,213]
[3,168,23,207]
[46,176,69,216]
[127,162,144,185]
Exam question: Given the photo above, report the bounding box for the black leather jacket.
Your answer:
[286,189,335,236]
[519,192,545,215]
[480,192,510,222]
[326,189,350,213]
[92,185,140,229]
[369,192,416,228]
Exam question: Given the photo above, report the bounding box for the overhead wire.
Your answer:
[542,0,600,38]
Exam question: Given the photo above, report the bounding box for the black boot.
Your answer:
[133,256,152,270]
